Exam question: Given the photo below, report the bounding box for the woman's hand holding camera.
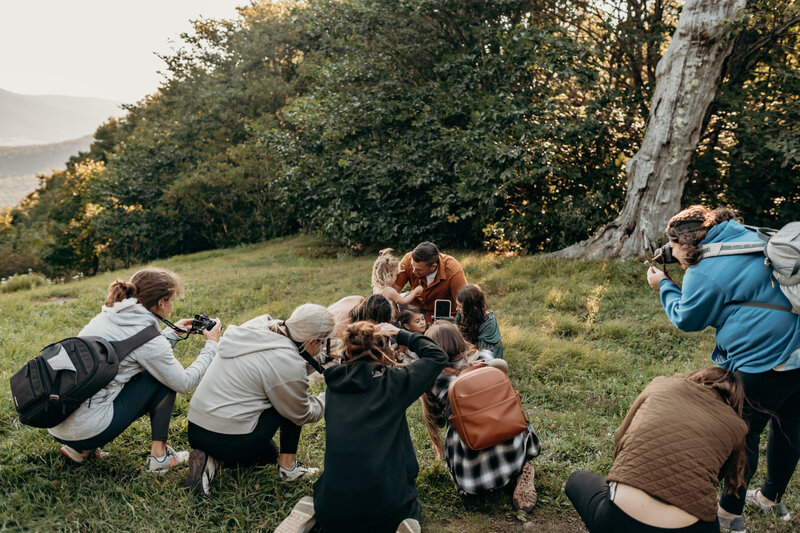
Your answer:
[645,264,668,291]
[203,319,222,343]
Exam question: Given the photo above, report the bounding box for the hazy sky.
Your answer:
[0,0,247,104]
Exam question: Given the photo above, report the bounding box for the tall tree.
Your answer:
[555,0,747,259]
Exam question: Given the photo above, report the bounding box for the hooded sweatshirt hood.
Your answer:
[478,311,502,345]
[216,314,296,359]
[324,361,384,393]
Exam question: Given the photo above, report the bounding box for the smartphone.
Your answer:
[433,299,453,321]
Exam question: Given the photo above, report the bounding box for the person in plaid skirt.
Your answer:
[421,322,541,512]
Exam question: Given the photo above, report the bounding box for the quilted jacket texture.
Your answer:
[606,376,747,522]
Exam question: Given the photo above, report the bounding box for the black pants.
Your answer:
[719,367,800,514]
[188,408,302,467]
[54,372,176,450]
[566,471,719,533]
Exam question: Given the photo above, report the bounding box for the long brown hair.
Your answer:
[421,322,477,460]
[666,205,737,266]
[456,284,488,345]
[341,321,399,367]
[682,366,746,493]
[104,267,182,311]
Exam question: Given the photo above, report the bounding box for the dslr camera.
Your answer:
[652,243,679,265]
[191,314,217,334]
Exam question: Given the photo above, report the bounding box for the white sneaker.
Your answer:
[396,518,421,533]
[746,488,791,521]
[183,449,218,495]
[145,445,189,474]
[277,461,319,482]
[274,496,316,533]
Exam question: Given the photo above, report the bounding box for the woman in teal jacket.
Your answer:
[647,205,800,532]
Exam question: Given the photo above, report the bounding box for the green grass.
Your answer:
[0,235,796,532]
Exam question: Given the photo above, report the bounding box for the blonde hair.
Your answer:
[371,248,401,293]
[104,267,182,310]
[266,303,335,349]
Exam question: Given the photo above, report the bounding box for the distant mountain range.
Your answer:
[0,88,122,209]
[0,135,94,208]
[0,88,121,146]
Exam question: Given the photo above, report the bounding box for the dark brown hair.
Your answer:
[398,306,424,329]
[456,284,487,345]
[666,205,737,266]
[411,241,439,265]
[104,267,182,311]
[349,294,393,324]
[682,366,746,493]
[341,321,398,367]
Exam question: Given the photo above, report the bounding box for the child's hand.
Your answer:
[412,285,424,297]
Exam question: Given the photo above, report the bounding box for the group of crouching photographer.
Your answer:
[19,206,800,533]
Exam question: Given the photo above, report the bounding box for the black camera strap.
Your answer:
[282,321,325,374]
[150,312,191,341]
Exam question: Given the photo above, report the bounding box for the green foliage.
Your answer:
[0,0,798,275]
[0,237,795,531]
[0,273,49,293]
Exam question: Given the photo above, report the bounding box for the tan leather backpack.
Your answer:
[448,365,528,450]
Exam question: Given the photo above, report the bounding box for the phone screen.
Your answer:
[434,299,451,318]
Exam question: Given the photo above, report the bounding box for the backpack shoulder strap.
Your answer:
[109,326,162,360]
[699,242,765,259]
[730,300,793,313]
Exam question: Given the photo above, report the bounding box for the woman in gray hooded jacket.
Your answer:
[50,267,221,473]
[184,303,334,495]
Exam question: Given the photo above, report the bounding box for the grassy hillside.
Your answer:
[0,135,93,208]
[0,236,796,532]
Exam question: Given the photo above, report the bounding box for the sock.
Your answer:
[154,450,169,462]
[282,461,297,471]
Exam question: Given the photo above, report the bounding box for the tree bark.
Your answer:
[555,0,746,259]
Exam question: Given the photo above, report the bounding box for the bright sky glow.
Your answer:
[0,0,247,104]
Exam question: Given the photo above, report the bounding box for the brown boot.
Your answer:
[512,462,537,513]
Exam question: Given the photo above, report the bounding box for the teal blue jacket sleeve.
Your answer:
[659,270,729,332]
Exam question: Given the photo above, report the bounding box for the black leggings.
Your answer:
[719,367,800,515]
[188,408,302,467]
[54,372,176,450]
[566,471,719,533]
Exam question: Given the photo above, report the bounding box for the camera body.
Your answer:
[653,243,679,265]
[191,314,217,334]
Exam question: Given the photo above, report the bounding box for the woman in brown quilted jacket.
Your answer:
[565,367,747,533]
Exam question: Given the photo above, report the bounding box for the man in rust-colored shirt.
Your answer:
[392,242,467,323]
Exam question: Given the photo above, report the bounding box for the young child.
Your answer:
[372,249,423,309]
[455,284,504,359]
[398,306,426,334]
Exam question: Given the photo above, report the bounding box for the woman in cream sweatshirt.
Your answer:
[184,303,333,495]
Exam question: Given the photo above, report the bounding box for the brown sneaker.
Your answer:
[512,462,537,513]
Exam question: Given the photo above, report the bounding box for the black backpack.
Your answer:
[10,326,161,428]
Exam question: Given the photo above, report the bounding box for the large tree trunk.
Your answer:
[555,0,746,260]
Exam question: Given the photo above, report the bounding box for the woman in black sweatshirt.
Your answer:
[277,320,447,533]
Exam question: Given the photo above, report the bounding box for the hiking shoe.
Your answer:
[746,488,791,521]
[183,449,218,496]
[512,462,537,513]
[60,446,105,463]
[145,445,189,474]
[274,496,316,533]
[718,513,746,533]
[277,461,319,482]
[396,518,421,533]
